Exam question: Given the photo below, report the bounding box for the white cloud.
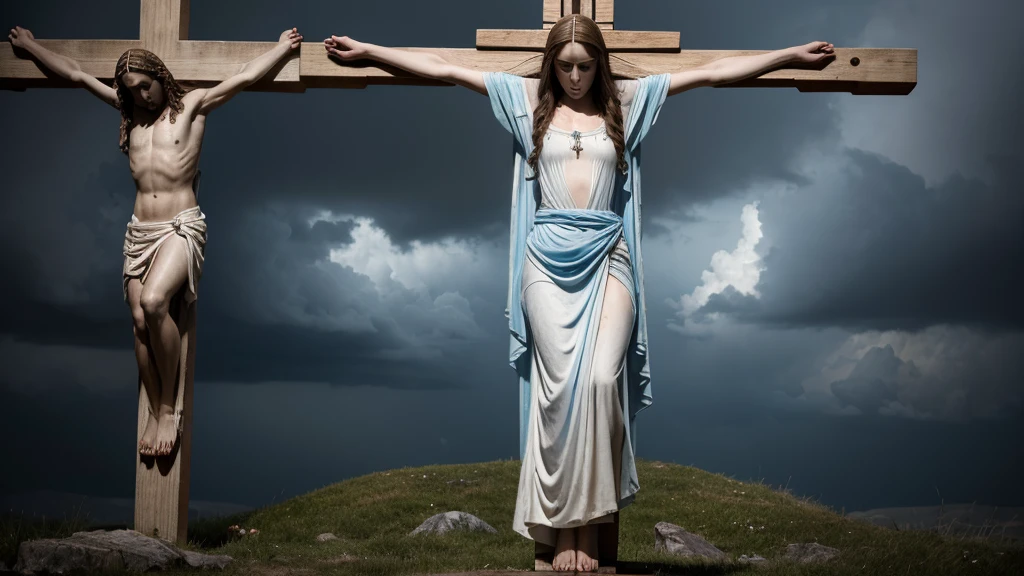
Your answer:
[329,217,494,296]
[675,202,765,322]
[216,208,506,354]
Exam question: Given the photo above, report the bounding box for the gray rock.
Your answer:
[738,553,767,563]
[783,542,840,563]
[316,532,339,542]
[654,522,726,560]
[181,549,233,569]
[410,511,498,536]
[14,529,231,573]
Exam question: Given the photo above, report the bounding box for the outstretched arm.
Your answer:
[8,26,119,108]
[192,28,302,116]
[324,35,487,95]
[667,41,835,96]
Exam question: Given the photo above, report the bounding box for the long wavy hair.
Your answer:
[113,49,187,155]
[527,14,627,175]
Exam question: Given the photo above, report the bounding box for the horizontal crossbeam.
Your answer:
[476,30,680,52]
[1,43,916,95]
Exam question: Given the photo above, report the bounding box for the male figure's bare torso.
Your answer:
[128,92,207,221]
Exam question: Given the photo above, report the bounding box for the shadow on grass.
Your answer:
[187,510,257,549]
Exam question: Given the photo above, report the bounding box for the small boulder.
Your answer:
[14,529,231,573]
[316,532,339,542]
[738,553,767,563]
[783,542,839,563]
[410,511,497,536]
[654,522,726,560]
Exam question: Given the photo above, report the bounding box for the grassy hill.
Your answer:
[6,459,1023,575]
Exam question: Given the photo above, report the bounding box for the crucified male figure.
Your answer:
[8,25,303,457]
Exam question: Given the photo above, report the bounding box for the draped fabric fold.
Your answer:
[122,205,208,304]
[484,71,670,522]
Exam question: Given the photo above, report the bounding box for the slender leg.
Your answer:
[139,235,190,457]
[576,274,634,572]
[128,278,161,456]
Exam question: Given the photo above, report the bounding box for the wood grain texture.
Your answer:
[476,29,679,52]
[0,40,141,86]
[595,0,614,26]
[2,42,916,94]
[306,47,917,94]
[140,0,189,56]
[543,0,562,25]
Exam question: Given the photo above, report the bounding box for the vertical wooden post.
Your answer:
[134,293,195,544]
[139,0,189,56]
[545,0,614,29]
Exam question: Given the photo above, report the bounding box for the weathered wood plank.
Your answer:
[307,47,917,95]
[543,0,562,26]
[609,48,918,94]
[595,0,615,26]
[545,0,614,29]
[476,29,679,52]
[0,40,300,89]
[3,43,916,95]
[303,47,545,82]
[167,41,302,84]
[140,0,189,56]
[0,40,142,88]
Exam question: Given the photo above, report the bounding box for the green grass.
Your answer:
[1,508,91,570]
[5,460,1023,575]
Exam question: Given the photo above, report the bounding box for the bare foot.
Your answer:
[154,404,179,456]
[139,410,159,456]
[576,524,599,572]
[553,527,576,572]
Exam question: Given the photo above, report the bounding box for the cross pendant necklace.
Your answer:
[570,130,583,159]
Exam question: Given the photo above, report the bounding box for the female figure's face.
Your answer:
[121,71,165,111]
[553,41,598,101]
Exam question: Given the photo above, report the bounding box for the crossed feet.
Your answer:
[138,404,179,457]
[552,524,599,572]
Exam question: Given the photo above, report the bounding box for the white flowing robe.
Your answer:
[483,72,670,545]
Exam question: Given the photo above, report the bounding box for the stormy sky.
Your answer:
[1,0,1021,518]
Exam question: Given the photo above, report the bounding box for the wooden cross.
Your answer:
[2,0,916,94]
[0,0,916,556]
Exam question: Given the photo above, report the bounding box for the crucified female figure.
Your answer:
[8,25,304,457]
[325,15,832,573]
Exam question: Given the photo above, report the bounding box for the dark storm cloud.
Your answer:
[700,148,1024,332]
[3,0,1024,516]
[629,0,868,221]
[668,0,1024,334]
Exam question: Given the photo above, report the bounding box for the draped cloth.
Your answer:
[122,205,208,304]
[484,72,670,544]
[122,204,208,437]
